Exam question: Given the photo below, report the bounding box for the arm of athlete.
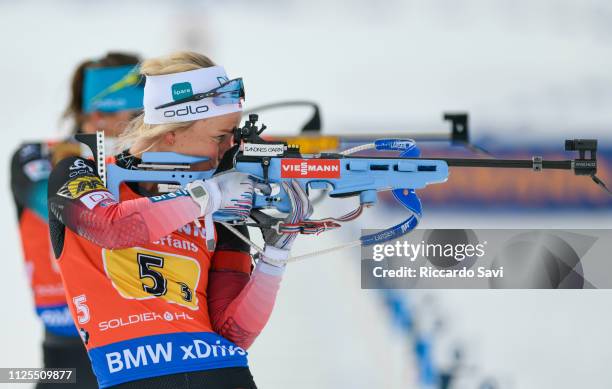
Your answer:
[11,143,53,219]
[207,224,280,350]
[47,156,253,252]
[207,181,311,350]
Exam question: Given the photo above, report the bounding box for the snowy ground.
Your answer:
[399,210,612,389]
[1,1,612,388]
[252,208,612,389]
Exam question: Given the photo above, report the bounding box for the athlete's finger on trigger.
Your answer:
[283,182,302,222]
[290,180,312,219]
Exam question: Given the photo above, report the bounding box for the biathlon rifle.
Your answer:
[77,114,609,259]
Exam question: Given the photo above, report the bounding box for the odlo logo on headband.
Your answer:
[164,105,209,118]
[172,82,193,101]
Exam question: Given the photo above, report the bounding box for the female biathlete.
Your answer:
[10,52,143,388]
[47,51,312,388]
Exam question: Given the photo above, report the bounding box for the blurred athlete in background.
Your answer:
[46,51,312,388]
[10,52,143,388]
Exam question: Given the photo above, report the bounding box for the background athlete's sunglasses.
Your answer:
[155,78,245,110]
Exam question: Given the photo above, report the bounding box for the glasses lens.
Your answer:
[212,79,244,105]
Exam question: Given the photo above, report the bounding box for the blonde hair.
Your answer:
[117,51,216,153]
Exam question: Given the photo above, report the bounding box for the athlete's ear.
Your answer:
[162,131,176,146]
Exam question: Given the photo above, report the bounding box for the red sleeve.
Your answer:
[47,156,200,252]
[207,249,284,350]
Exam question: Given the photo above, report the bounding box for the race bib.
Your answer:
[103,247,201,310]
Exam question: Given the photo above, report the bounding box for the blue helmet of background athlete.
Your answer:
[63,52,144,137]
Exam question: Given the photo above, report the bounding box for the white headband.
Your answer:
[143,66,242,124]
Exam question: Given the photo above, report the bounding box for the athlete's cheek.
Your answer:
[210,155,219,169]
[204,143,221,168]
[218,138,232,159]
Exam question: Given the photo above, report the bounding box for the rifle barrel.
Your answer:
[441,158,572,170]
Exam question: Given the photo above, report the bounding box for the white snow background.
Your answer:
[1,1,611,388]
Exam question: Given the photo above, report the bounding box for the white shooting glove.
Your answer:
[186,171,256,251]
[260,180,313,268]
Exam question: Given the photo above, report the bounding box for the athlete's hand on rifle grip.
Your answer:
[187,171,259,221]
[261,180,312,266]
